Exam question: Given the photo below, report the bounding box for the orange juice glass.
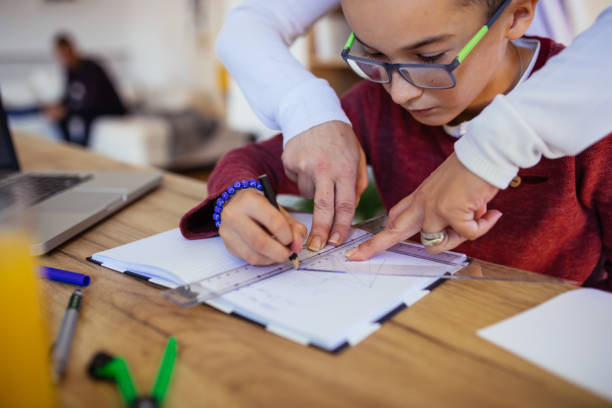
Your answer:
[0,224,57,407]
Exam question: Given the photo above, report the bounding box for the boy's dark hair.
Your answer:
[464,0,507,18]
[54,32,74,48]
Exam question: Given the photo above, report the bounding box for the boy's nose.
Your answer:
[388,71,423,105]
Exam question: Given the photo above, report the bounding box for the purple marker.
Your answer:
[40,266,91,287]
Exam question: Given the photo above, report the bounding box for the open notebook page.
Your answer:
[92,228,248,286]
[92,213,318,285]
[92,213,459,350]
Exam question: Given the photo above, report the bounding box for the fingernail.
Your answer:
[329,232,341,245]
[308,236,322,251]
[345,247,357,258]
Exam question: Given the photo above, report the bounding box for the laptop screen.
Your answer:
[0,92,20,172]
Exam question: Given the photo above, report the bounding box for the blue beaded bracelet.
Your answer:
[213,178,263,228]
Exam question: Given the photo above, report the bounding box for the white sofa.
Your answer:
[89,114,251,169]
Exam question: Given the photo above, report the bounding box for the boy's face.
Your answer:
[342,0,513,126]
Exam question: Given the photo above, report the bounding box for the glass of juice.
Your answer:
[0,208,57,407]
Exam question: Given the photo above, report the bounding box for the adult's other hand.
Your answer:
[346,153,502,260]
[282,120,368,251]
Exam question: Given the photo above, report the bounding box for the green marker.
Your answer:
[152,337,177,405]
[88,336,178,407]
[93,356,138,405]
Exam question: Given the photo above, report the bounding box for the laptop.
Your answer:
[0,92,162,254]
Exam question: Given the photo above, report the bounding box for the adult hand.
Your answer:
[282,120,368,251]
[219,189,307,265]
[345,153,503,260]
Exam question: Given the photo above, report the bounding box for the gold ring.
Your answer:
[420,230,447,247]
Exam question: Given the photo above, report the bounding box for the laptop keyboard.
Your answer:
[0,173,91,211]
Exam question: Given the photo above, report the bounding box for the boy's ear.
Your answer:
[505,0,538,40]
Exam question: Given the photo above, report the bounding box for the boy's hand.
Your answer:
[218,189,307,265]
[282,121,368,251]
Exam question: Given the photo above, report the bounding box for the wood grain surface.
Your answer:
[13,133,610,407]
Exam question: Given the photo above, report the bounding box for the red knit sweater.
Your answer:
[180,38,612,285]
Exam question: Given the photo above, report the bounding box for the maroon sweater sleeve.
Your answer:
[180,135,300,239]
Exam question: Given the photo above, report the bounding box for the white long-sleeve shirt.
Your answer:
[216,0,348,145]
[455,6,612,188]
[217,1,612,187]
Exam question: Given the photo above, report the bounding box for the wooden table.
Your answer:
[14,133,609,407]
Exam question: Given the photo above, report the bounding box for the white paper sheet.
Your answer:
[478,289,612,402]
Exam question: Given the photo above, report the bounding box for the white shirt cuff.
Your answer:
[277,78,351,147]
[455,94,552,189]
[454,135,519,189]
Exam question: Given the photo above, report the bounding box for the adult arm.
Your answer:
[216,0,346,141]
[216,0,368,251]
[456,6,612,189]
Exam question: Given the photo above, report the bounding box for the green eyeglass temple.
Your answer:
[343,0,511,68]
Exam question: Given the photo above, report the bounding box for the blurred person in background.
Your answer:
[44,33,127,146]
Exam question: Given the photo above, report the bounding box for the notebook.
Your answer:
[89,214,461,352]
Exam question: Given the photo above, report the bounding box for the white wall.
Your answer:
[527,0,612,45]
[0,0,221,104]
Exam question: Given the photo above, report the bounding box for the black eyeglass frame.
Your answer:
[341,49,460,89]
[340,0,511,89]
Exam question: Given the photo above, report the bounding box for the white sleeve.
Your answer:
[216,0,350,146]
[455,7,612,189]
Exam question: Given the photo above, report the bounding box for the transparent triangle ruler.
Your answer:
[162,227,574,308]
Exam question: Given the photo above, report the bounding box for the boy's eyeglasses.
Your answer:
[341,0,511,89]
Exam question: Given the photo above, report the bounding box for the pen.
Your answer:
[258,174,300,269]
[52,289,83,381]
[40,266,91,287]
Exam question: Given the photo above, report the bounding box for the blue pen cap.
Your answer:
[40,266,91,287]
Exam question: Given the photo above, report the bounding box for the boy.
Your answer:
[180,0,612,285]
